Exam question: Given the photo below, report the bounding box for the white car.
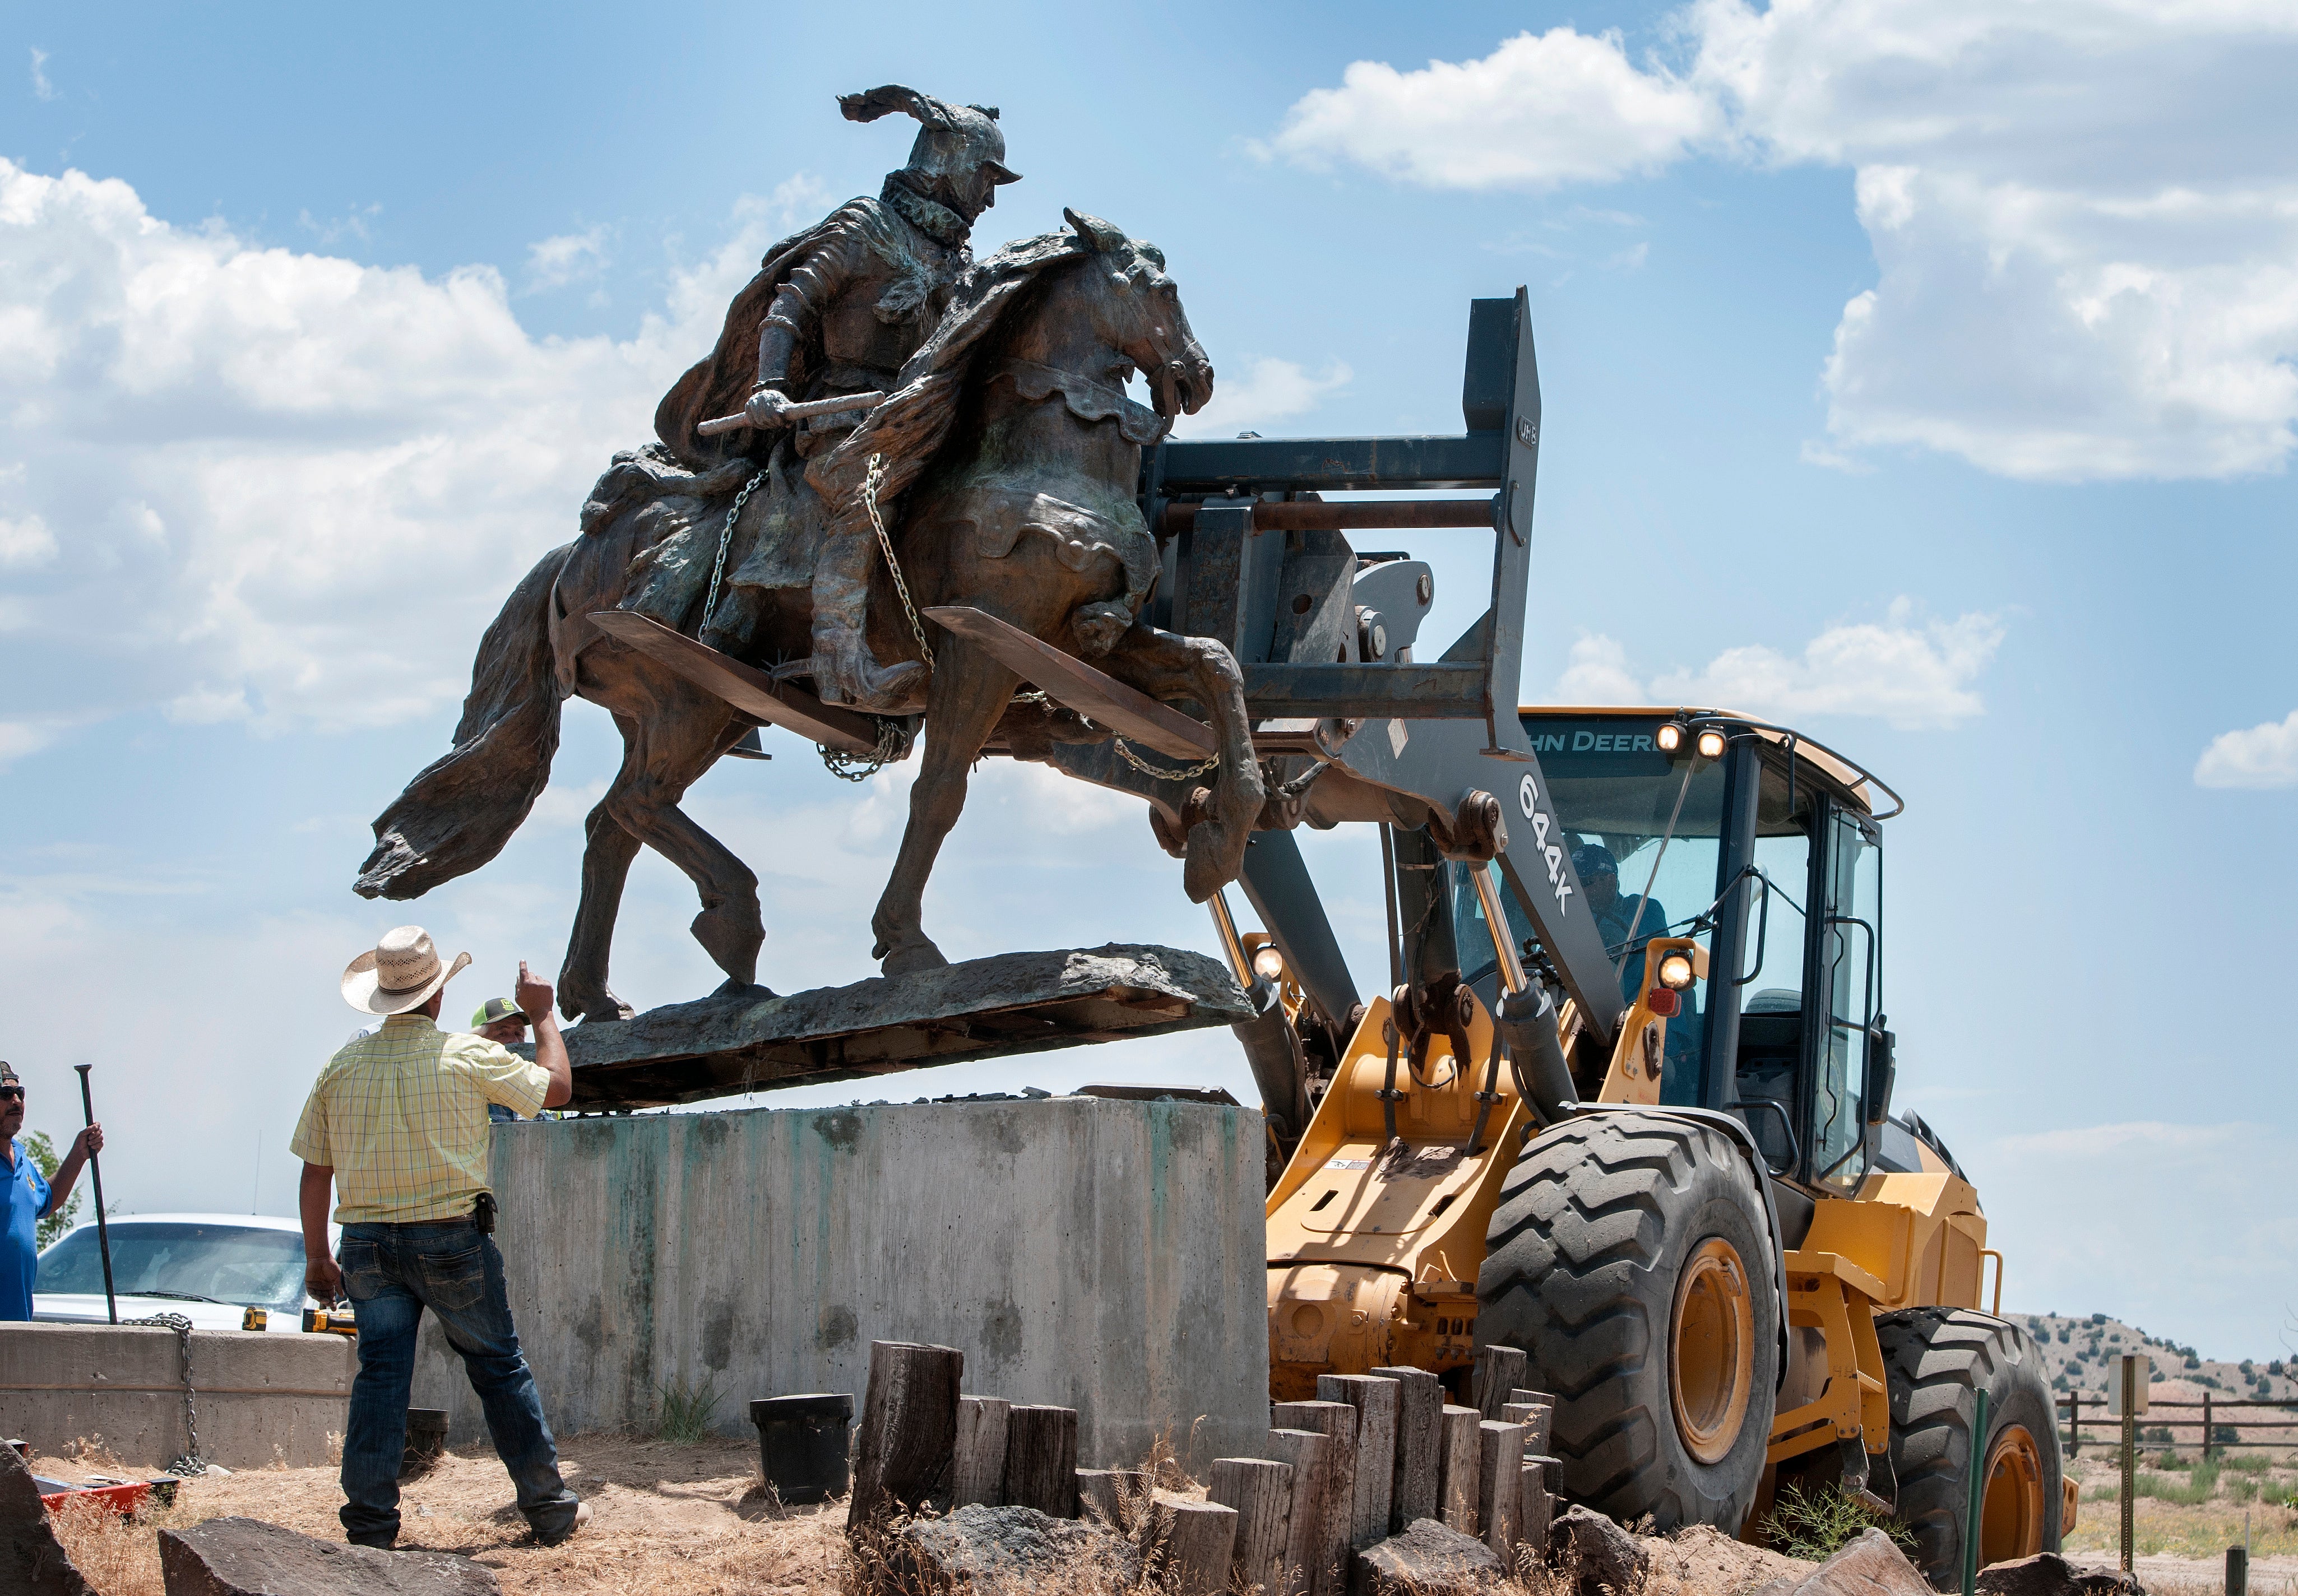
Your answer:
[34,1213,339,1334]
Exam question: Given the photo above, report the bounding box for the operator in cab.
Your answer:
[1575,843,1702,1099]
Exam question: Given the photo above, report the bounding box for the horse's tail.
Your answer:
[355,544,571,901]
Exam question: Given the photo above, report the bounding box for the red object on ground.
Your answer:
[37,1479,154,1518]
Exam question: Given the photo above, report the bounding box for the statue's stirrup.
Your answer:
[823,658,928,714]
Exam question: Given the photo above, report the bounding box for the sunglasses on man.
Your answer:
[0,1086,23,1102]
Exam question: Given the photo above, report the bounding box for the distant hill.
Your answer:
[2006,1311,2297,1404]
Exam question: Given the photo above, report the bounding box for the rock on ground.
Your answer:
[1977,1553,2146,1596]
[1352,1517,1505,1594]
[1748,1528,1932,1596]
[1653,1523,1815,1592]
[157,1517,499,1595]
[1556,1504,1654,1596]
[1,1442,95,1596]
[896,1503,1144,1592]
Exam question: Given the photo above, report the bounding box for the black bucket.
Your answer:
[400,1408,450,1481]
[750,1393,852,1505]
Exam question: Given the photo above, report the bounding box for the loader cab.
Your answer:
[1461,708,1898,1200]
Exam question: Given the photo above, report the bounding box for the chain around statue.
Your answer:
[701,466,769,636]
[127,1311,208,1475]
[859,454,937,675]
[1112,736,1220,781]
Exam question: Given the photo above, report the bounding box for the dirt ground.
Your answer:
[40,1435,2292,1596]
[38,1433,1817,1596]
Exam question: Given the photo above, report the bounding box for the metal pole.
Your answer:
[1963,1388,1991,1596]
[72,1065,115,1326]
[2121,1360,2137,1576]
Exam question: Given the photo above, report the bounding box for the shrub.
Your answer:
[2133,1463,2218,1505]
[655,1375,724,1444]
[2224,1453,2273,1474]
[1766,1484,1918,1561]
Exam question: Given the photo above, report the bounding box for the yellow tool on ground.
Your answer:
[1235,706,2060,1588]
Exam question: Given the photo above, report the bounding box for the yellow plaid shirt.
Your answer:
[290,1014,551,1224]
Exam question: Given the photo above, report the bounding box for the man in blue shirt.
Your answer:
[1,1061,103,1320]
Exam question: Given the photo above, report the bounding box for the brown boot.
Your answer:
[809,537,928,711]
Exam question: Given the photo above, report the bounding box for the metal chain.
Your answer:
[701,467,768,635]
[819,717,914,783]
[1111,735,1220,782]
[126,1311,207,1475]
[859,454,935,675]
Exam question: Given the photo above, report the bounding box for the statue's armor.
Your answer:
[753,187,971,458]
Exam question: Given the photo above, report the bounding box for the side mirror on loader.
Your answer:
[1863,1018,1896,1125]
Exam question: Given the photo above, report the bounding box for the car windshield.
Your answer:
[37,1222,306,1310]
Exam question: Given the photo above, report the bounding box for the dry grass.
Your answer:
[2064,1449,2298,1562]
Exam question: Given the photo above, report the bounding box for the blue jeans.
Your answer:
[336,1220,579,1547]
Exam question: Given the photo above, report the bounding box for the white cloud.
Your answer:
[1263,6,2298,481]
[2194,709,2298,788]
[525,224,611,291]
[1259,29,1718,192]
[1551,601,2005,730]
[28,47,55,103]
[0,513,56,567]
[0,159,777,743]
[1174,356,1352,438]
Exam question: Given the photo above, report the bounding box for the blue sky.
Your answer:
[2,3,2292,1357]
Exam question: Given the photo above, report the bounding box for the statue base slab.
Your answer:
[543,944,1250,1110]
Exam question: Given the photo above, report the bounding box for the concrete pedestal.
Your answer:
[412,1093,1269,1470]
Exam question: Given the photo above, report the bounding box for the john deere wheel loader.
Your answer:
[993,289,2062,1586]
[1243,711,2066,1583]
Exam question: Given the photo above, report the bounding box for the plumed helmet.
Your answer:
[840,85,1022,187]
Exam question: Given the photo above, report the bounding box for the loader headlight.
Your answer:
[1657,950,1696,991]
[1655,722,1684,753]
[1252,945,1286,985]
[1695,729,1727,759]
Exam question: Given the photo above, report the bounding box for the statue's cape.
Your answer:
[652,201,891,469]
[806,229,1088,540]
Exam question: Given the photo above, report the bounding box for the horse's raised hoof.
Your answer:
[564,991,636,1024]
[1182,823,1249,904]
[877,940,950,977]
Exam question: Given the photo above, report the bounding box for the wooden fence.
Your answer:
[2059,1393,2298,1455]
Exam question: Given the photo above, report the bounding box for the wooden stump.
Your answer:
[1271,1399,1358,1596]
[1472,1347,1528,1421]
[1000,1404,1079,1518]
[1316,1374,1398,1549]
[1147,1498,1241,1596]
[1476,1421,1526,1563]
[1268,1427,1336,1596]
[952,1395,1010,1507]
[1437,1405,1482,1535]
[1211,1456,1294,1594]
[1077,1467,1151,1534]
[1370,1366,1443,1532]
[1500,1400,1555,1456]
[1520,1456,1555,1557]
[847,1340,963,1529]
[1505,1389,1556,1455]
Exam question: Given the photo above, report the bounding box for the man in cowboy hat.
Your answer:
[1,1061,102,1321]
[471,998,536,1125]
[631,83,1021,709]
[292,926,587,1549]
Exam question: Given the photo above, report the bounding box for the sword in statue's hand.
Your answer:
[697,389,886,437]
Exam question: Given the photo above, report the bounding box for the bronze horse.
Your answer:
[356,212,1262,1022]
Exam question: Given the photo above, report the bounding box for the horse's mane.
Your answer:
[804,228,1096,536]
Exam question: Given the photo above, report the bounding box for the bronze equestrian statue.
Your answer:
[355,98,1258,1019]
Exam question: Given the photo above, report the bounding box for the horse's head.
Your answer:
[1060,208,1214,419]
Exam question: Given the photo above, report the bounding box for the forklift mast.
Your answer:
[1064,291,1627,1061]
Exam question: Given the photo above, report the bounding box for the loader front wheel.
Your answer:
[1876,1308,2063,1590]
[1475,1111,1780,1531]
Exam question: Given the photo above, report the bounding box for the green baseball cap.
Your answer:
[471,997,527,1031]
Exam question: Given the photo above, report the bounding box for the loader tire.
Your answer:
[1475,1111,1780,1531]
[1877,1308,2063,1590]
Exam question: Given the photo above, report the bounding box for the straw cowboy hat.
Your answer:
[341,925,472,1015]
